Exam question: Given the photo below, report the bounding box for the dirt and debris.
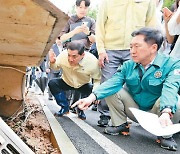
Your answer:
[4,93,60,154]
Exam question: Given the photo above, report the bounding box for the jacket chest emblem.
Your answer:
[154,71,162,78]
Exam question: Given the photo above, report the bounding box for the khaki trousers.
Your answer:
[105,88,180,126]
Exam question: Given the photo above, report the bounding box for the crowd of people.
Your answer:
[26,0,180,152]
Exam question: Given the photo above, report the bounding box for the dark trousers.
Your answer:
[47,72,61,98]
[48,78,92,100]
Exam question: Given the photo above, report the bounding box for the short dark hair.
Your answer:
[131,27,164,51]
[176,0,180,9]
[76,0,90,7]
[67,41,85,55]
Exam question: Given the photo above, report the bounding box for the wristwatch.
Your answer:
[87,31,91,36]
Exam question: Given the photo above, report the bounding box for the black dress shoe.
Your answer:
[77,108,86,120]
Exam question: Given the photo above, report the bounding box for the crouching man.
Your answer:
[49,41,101,120]
[73,27,180,151]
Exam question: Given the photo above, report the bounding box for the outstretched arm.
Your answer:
[71,93,97,110]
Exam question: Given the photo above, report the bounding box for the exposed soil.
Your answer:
[4,92,60,154]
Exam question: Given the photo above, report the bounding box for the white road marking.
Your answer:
[41,95,128,154]
[68,113,128,154]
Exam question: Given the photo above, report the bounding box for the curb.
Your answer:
[37,96,78,154]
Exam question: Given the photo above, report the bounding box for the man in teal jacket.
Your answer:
[72,27,180,151]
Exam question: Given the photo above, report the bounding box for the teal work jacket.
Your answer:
[93,53,180,113]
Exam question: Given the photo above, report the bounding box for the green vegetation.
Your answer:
[70,0,175,19]
[87,6,98,19]
[88,0,176,19]
[163,0,174,9]
[70,5,97,19]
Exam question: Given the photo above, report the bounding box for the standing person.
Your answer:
[26,67,36,89]
[163,0,180,56]
[168,4,180,95]
[46,37,63,100]
[59,0,95,51]
[37,58,49,94]
[95,0,157,127]
[171,0,180,12]
[59,0,96,112]
[48,41,101,120]
[73,27,180,151]
[168,2,180,58]
[156,0,164,28]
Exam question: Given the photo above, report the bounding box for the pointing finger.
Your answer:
[71,100,81,108]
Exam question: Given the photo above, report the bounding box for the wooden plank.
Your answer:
[0,42,45,56]
[0,54,42,66]
[0,0,69,66]
[0,0,54,26]
[0,22,54,43]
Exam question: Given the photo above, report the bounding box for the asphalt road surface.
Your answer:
[44,96,180,154]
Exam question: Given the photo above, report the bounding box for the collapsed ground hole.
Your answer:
[4,92,60,154]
